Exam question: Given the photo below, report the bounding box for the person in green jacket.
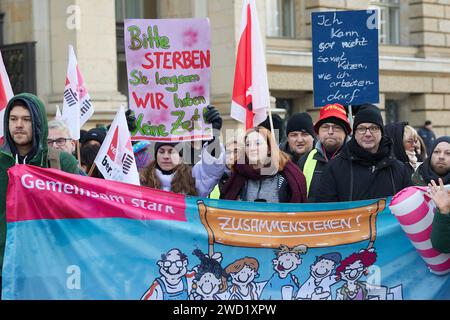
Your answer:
[428,178,450,253]
[0,93,79,284]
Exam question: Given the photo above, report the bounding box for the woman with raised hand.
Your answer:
[140,106,225,197]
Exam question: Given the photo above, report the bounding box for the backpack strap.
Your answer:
[47,147,62,170]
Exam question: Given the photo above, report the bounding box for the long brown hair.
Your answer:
[140,161,198,196]
[232,126,290,175]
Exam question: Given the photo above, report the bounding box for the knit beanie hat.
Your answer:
[353,104,384,134]
[314,103,351,135]
[154,142,183,158]
[259,114,285,139]
[428,136,450,158]
[286,112,315,138]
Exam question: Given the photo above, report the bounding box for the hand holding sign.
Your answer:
[125,19,212,142]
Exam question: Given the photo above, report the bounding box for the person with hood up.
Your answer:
[221,126,307,203]
[412,136,450,187]
[140,106,225,197]
[0,93,79,288]
[384,122,421,175]
[317,104,412,202]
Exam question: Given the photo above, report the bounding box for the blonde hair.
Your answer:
[403,125,418,142]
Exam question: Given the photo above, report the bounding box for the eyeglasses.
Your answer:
[48,138,71,146]
[355,126,380,135]
[320,124,344,133]
[162,260,184,268]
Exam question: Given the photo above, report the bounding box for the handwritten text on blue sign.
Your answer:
[312,10,379,107]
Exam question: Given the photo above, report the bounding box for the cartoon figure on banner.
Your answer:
[224,257,264,300]
[296,252,342,300]
[260,244,307,300]
[335,248,377,300]
[141,248,195,300]
[189,249,228,300]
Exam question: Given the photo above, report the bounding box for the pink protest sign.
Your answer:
[124,18,212,142]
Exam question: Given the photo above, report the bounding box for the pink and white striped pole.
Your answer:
[390,186,450,275]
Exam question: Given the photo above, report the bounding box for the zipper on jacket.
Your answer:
[371,165,376,173]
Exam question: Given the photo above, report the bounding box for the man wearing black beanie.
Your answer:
[279,112,315,164]
[317,104,412,202]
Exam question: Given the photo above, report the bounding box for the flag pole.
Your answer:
[267,103,276,142]
[76,140,81,169]
[348,105,354,132]
[88,163,97,177]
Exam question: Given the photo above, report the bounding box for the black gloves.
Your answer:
[205,105,223,132]
[204,106,222,158]
[126,109,137,133]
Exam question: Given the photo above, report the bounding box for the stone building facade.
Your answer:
[0,0,449,136]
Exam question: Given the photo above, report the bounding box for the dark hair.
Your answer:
[193,249,228,293]
[424,120,432,126]
[314,252,342,265]
[80,143,104,179]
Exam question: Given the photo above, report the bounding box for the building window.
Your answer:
[116,0,158,96]
[385,100,399,124]
[370,0,400,45]
[266,0,296,38]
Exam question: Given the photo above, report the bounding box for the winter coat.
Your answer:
[431,210,450,253]
[142,142,226,198]
[418,127,436,152]
[221,161,308,203]
[411,136,450,186]
[0,93,79,275]
[298,140,346,203]
[316,137,412,202]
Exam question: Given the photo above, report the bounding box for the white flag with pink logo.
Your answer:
[94,106,140,186]
[0,50,14,145]
[62,45,94,140]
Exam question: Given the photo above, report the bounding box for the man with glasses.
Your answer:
[299,104,351,202]
[317,104,412,202]
[141,249,195,300]
[48,120,76,155]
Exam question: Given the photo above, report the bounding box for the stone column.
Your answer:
[47,0,126,127]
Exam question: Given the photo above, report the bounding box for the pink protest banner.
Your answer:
[6,165,187,223]
[124,19,212,142]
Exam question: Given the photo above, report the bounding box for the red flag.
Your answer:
[231,0,270,130]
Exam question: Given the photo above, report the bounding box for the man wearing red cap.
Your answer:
[298,104,351,202]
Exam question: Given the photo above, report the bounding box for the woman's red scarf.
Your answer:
[222,161,307,203]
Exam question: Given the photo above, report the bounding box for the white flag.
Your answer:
[55,105,62,120]
[0,50,14,144]
[94,106,140,186]
[231,0,270,130]
[62,45,94,140]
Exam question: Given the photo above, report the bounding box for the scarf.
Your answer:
[222,161,307,203]
[347,137,392,165]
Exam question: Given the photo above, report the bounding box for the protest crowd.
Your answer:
[0,4,449,301]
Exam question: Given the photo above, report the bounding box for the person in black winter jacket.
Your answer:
[317,104,412,203]
[384,122,421,175]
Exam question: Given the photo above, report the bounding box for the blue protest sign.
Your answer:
[312,10,379,107]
